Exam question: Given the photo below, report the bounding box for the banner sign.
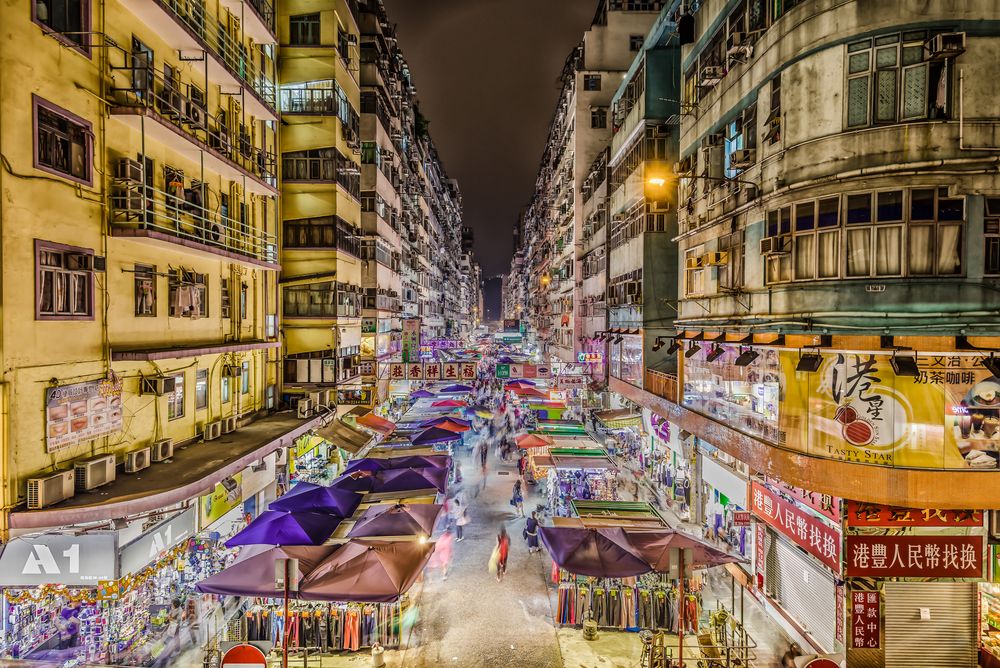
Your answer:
[425,338,461,350]
[199,472,243,529]
[336,388,372,406]
[845,535,984,578]
[0,533,118,586]
[557,376,589,388]
[851,589,880,649]
[577,352,603,363]
[495,364,551,379]
[401,318,421,363]
[754,520,766,594]
[46,378,124,452]
[764,475,842,524]
[845,501,983,528]
[119,507,196,576]
[423,363,441,381]
[732,510,752,527]
[750,482,841,572]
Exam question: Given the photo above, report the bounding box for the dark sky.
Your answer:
[383,0,596,286]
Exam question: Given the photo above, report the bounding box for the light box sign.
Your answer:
[46,379,123,452]
[336,388,373,406]
[577,352,603,363]
[119,507,196,576]
[0,533,118,586]
[851,590,881,650]
[401,318,421,363]
[845,535,984,578]
[750,481,841,572]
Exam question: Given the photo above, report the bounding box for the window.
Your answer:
[35,98,92,184]
[283,281,336,317]
[221,376,231,403]
[987,198,1000,276]
[167,373,184,420]
[221,278,231,319]
[281,147,360,197]
[763,75,781,144]
[240,282,248,321]
[583,74,601,91]
[591,107,607,129]
[195,369,208,410]
[33,0,88,50]
[629,34,644,52]
[36,241,94,320]
[289,13,320,46]
[717,231,744,289]
[846,32,949,129]
[241,361,250,394]
[282,215,361,255]
[134,264,156,317]
[337,26,350,63]
[684,247,705,296]
[168,269,207,318]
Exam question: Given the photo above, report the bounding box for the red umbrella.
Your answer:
[431,399,467,408]
[436,419,471,433]
[516,433,554,448]
[299,540,435,602]
[513,387,547,398]
[625,529,745,570]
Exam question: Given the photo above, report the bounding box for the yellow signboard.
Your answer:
[198,471,243,529]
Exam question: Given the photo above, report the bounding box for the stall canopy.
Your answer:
[355,413,397,436]
[594,409,642,429]
[195,545,337,597]
[434,420,471,433]
[344,455,451,475]
[430,399,466,408]
[317,419,373,454]
[299,540,435,602]
[510,386,547,398]
[331,467,448,494]
[625,530,744,570]
[549,447,617,470]
[347,503,444,538]
[224,511,342,548]
[411,426,462,445]
[268,484,362,516]
[439,384,473,394]
[410,390,435,399]
[538,527,651,577]
[420,416,472,428]
[534,420,589,436]
[516,433,555,449]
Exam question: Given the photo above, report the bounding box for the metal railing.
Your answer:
[644,368,678,404]
[108,60,277,187]
[110,181,277,264]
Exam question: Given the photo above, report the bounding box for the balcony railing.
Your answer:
[110,181,277,264]
[644,368,678,404]
[108,61,276,187]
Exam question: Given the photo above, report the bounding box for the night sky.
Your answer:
[382,0,596,318]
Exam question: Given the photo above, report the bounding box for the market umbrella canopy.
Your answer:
[196,545,337,597]
[330,470,378,493]
[410,389,435,399]
[420,416,472,428]
[435,420,471,433]
[625,530,745,571]
[439,383,473,393]
[411,426,462,444]
[268,485,362,516]
[299,539,436,602]
[538,526,651,577]
[516,433,555,449]
[376,466,449,493]
[355,413,397,436]
[513,386,548,398]
[431,399,467,408]
[344,455,452,475]
[224,511,342,547]
[348,503,444,538]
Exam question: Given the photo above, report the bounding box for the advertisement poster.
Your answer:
[850,590,880,649]
[750,482,841,572]
[198,472,243,529]
[845,535,984,578]
[402,318,421,363]
[46,379,123,452]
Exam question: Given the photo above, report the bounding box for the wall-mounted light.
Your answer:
[890,351,920,377]
[652,336,667,352]
[667,338,682,354]
[613,335,624,344]
[796,351,823,373]
[705,345,725,363]
[685,342,702,358]
[733,347,759,367]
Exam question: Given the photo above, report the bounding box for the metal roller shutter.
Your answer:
[884,582,977,668]
[765,529,837,652]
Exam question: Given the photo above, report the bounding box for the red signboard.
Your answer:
[764,475,841,524]
[845,535,984,578]
[750,482,841,572]
[850,589,880,649]
[845,501,982,527]
[836,584,845,643]
[754,520,766,594]
[732,511,751,527]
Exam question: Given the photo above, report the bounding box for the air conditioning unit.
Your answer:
[116,157,143,183]
[727,32,754,58]
[112,187,145,216]
[700,66,725,86]
[204,421,222,441]
[729,148,756,169]
[150,439,174,462]
[685,256,703,270]
[309,391,322,407]
[760,236,792,255]
[74,454,116,491]
[222,364,242,378]
[700,146,724,180]
[675,156,694,177]
[297,398,313,418]
[703,251,730,266]
[64,253,94,271]
[125,447,151,473]
[140,376,177,396]
[221,415,237,434]
[318,389,332,408]
[925,32,966,60]
[27,470,76,509]
[187,102,206,128]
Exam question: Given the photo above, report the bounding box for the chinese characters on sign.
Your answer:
[845,501,983,527]
[851,590,880,650]
[732,511,751,527]
[754,521,766,594]
[750,482,841,572]
[460,363,477,380]
[845,535,984,578]
[401,318,421,363]
[764,475,842,524]
[494,364,551,379]
[577,352,603,363]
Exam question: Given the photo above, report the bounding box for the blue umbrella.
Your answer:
[224,510,341,547]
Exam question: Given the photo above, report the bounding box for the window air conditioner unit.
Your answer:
[309,391,322,407]
[318,389,332,408]
[221,415,238,434]
[150,439,174,462]
[116,157,143,183]
[112,187,145,216]
[64,253,94,271]
[222,364,242,378]
[760,236,791,255]
[27,470,76,509]
[74,454,117,491]
[685,256,704,270]
[125,447,151,473]
[204,421,222,441]
[297,398,313,418]
[703,251,730,266]
[729,148,756,169]
[140,376,176,396]
[186,101,206,128]
[675,156,694,177]
[727,32,754,58]
[925,32,966,60]
[700,66,725,86]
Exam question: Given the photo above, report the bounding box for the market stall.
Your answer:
[545,447,619,517]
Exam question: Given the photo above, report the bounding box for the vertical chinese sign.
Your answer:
[402,318,421,363]
[851,590,880,649]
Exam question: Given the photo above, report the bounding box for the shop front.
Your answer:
[289,433,345,486]
[699,443,752,559]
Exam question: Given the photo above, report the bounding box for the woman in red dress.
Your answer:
[496,525,511,582]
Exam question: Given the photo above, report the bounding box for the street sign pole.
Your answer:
[275,558,299,668]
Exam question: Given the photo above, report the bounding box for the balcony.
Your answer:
[118,0,277,120]
[108,63,277,194]
[644,368,678,404]
[110,180,278,267]
[218,0,276,43]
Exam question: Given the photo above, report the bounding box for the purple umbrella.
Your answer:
[419,416,472,428]
[348,503,444,538]
[269,485,362,516]
[196,545,337,597]
[330,470,377,493]
[538,526,651,577]
[299,540,435,602]
[224,510,341,547]
[344,455,452,475]
[497,356,513,363]
[376,467,449,493]
[411,426,462,445]
[625,530,745,571]
[440,383,473,394]
[410,389,435,399]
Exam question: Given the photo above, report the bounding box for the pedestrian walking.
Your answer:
[524,511,540,553]
[517,453,527,478]
[453,500,468,541]
[495,525,510,582]
[431,530,454,580]
[511,479,524,517]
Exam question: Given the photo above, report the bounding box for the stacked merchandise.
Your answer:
[550,471,618,517]
[1,595,105,662]
[241,601,403,651]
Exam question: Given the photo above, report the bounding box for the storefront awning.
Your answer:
[318,419,374,454]
[594,409,642,429]
[356,413,397,436]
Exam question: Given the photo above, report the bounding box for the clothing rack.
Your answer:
[240,599,404,652]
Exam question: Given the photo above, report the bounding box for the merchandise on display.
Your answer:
[549,469,618,517]
[241,600,404,651]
